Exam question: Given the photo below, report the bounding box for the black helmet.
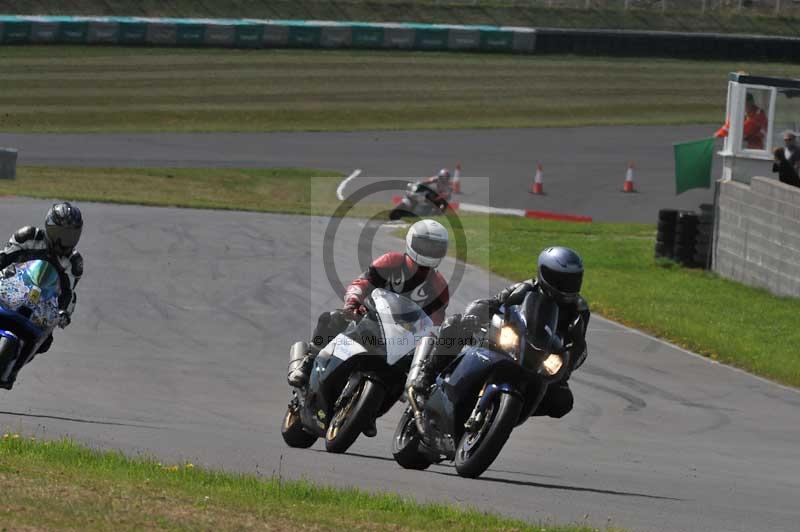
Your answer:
[537,247,583,302]
[45,202,83,255]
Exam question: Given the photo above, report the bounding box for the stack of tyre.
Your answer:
[655,209,678,260]
[655,207,713,269]
[694,203,714,269]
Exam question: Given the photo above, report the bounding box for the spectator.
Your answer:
[772,147,800,188]
[743,93,768,150]
[780,130,800,170]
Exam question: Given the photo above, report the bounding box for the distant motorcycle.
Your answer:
[389,182,450,220]
[282,289,436,454]
[0,260,63,388]
[393,291,571,478]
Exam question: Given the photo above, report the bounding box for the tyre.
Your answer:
[455,391,523,479]
[695,233,711,245]
[325,378,386,454]
[281,405,318,449]
[657,220,676,232]
[658,209,678,223]
[694,251,710,267]
[392,407,432,470]
[389,208,403,221]
[654,242,672,258]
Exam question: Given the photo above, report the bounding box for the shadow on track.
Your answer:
[430,470,683,501]
[0,410,162,430]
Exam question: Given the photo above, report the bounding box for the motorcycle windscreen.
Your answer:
[371,288,435,365]
[520,291,562,354]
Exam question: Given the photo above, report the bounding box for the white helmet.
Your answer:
[405,219,449,268]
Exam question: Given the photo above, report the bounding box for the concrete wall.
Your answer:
[714,175,800,297]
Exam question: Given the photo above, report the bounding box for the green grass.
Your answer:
[2,46,800,133]
[0,435,618,531]
[6,0,800,36]
[456,215,800,388]
[0,166,364,216]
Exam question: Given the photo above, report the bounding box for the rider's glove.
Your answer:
[57,310,71,329]
[341,305,366,322]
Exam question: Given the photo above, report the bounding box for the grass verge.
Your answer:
[0,166,375,216]
[2,46,800,133]
[6,0,800,37]
[0,435,617,531]
[457,215,800,388]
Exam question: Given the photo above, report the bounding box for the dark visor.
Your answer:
[541,265,583,295]
[48,225,80,250]
[410,234,447,259]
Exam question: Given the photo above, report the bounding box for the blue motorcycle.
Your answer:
[0,260,63,389]
[394,290,572,478]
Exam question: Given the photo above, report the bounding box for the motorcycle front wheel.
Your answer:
[392,407,432,470]
[281,404,318,449]
[454,391,523,479]
[325,378,386,454]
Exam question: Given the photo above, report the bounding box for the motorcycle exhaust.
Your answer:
[407,386,427,436]
[288,341,308,373]
[405,335,436,435]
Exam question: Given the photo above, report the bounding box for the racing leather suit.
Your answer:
[0,226,83,356]
[422,279,589,418]
[420,176,452,205]
[312,251,449,348]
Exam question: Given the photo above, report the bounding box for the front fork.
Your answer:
[464,382,517,432]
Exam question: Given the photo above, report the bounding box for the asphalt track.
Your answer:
[0,197,798,532]
[0,125,722,222]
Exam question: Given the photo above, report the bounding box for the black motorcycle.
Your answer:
[393,291,572,478]
[282,289,437,454]
[389,182,449,220]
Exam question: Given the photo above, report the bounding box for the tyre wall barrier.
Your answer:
[1,16,799,60]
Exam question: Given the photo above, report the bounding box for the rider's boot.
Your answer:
[532,380,574,418]
[362,418,377,438]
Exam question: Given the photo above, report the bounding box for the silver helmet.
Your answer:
[405,219,449,268]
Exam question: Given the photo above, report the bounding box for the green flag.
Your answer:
[673,137,714,195]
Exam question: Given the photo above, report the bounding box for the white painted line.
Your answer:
[593,315,800,396]
[336,169,362,201]
[459,202,526,217]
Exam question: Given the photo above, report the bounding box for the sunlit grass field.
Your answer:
[2,46,800,133]
[0,436,617,531]
[459,215,800,388]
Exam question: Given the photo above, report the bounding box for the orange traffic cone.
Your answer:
[623,162,635,193]
[452,163,462,194]
[531,164,544,195]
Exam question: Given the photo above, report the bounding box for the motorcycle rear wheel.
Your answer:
[325,378,386,454]
[281,405,318,449]
[454,392,522,479]
[392,407,432,470]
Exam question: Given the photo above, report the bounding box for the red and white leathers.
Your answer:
[344,251,449,326]
[420,176,452,204]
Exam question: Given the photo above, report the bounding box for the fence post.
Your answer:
[775,0,781,15]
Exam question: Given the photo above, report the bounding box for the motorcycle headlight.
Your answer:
[541,353,564,376]
[498,326,519,352]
